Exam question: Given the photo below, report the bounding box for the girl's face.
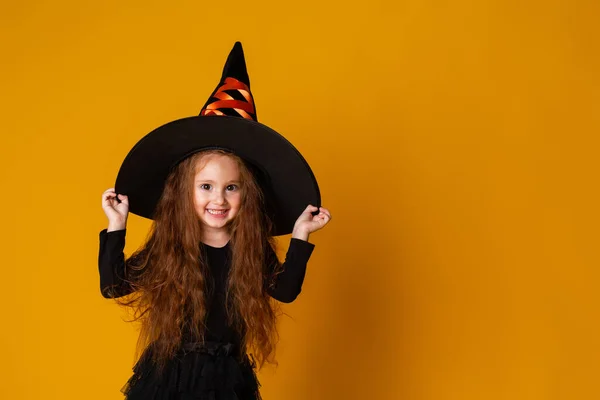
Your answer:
[193,154,242,233]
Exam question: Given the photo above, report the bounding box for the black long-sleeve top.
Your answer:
[98,229,315,343]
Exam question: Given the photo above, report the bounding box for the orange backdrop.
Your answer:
[1,1,598,399]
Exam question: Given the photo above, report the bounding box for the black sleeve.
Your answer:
[265,238,315,303]
[98,228,135,298]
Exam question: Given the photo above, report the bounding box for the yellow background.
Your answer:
[1,1,598,399]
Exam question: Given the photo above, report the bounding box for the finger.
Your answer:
[313,213,327,222]
[304,204,319,215]
[102,190,117,200]
[317,210,331,220]
[118,194,129,206]
[102,192,116,205]
[317,213,330,224]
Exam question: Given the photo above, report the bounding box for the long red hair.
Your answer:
[118,149,283,371]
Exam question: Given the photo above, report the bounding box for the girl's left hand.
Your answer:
[293,205,332,236]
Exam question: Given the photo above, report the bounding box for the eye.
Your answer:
[226,184,238,191]
[199,184,211,190]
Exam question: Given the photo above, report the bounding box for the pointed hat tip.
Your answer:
[228,41,244,59]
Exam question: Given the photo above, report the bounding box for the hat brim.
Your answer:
[114,115,321,236]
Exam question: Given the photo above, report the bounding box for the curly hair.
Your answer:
[117,149,284,372]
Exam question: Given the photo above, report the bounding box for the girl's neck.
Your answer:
[201,229,231,248]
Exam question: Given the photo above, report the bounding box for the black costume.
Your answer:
[98,228,315,399]
[101,41,322,399]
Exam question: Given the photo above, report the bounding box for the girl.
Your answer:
[98,42,331,400]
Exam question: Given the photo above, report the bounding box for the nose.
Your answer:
[212,189,227,205]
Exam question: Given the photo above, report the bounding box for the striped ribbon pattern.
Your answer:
[200,77,256,120]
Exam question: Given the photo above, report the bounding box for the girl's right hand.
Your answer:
[102,188,129,231]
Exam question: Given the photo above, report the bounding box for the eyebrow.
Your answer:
[195,179,240,184]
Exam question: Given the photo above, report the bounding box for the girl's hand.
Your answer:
[292,205,332,240]
[102,188,129,231]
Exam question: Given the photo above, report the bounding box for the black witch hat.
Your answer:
[114,42,321,236]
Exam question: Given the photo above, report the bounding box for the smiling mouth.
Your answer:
[206,209,229,215]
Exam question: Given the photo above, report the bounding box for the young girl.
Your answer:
[98,42,331,400]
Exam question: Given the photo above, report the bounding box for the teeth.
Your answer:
[207,209,227,215]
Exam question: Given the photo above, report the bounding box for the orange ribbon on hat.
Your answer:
[200,77,255,120]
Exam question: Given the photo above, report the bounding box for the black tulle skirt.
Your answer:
[121,341,262,400]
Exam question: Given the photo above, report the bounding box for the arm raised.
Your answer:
[265,238,315,303]
[98,228,136,298]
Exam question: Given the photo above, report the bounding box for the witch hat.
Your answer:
[114,42,320,236]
